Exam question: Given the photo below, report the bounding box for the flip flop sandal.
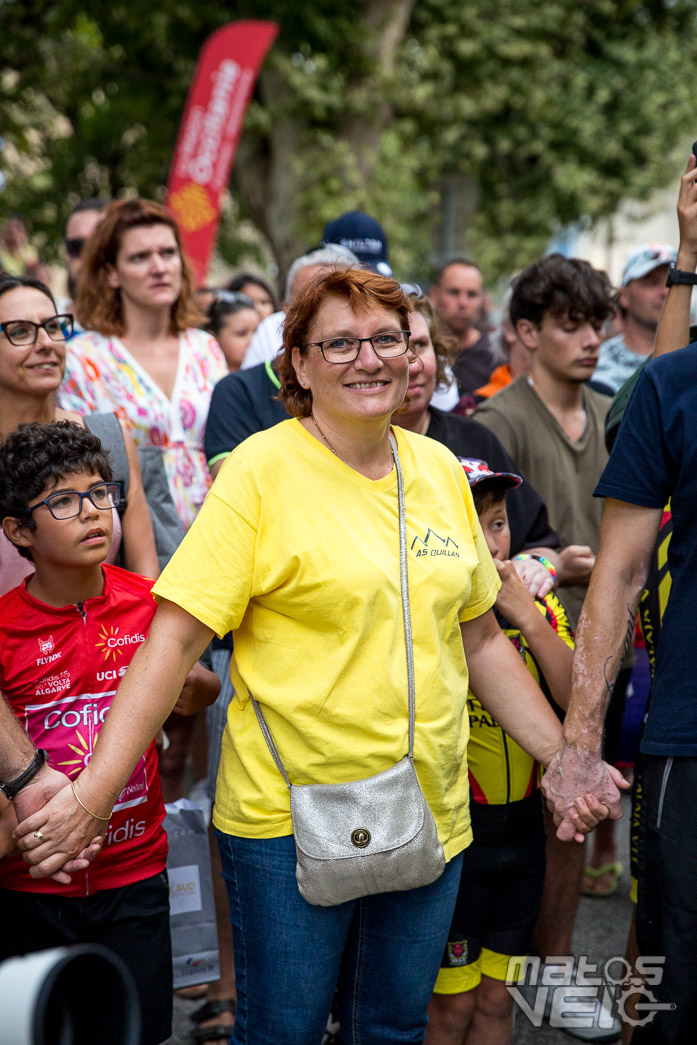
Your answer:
[190,999,236,1044]
[581,859,623,897]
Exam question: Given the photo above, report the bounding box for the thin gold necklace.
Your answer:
[310,414,396,476]
[311,414,338,455]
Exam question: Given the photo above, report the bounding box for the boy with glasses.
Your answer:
[0,419,215,1045]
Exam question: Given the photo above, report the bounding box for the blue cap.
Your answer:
[622,243,677,286]
[322,211,393,277]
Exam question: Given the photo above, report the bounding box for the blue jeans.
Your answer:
[215,831,463,1044]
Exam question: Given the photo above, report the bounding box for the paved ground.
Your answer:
[165,795,633,1044]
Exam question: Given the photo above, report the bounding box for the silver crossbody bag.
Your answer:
[249,433,446,906]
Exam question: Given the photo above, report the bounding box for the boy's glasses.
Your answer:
[28,482,122,521]
[0,315,74,346]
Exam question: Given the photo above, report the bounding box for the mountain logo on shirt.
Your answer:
[95,625,146,661]
[411,529,460,559]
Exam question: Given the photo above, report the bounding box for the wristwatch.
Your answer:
[665,263,697,287]
[0,748,49,800]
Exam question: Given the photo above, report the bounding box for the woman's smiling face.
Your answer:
[291,295,409,426]
[0,286,66,398]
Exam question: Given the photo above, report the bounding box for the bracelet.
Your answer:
[513,553,558,585]
[70,780,112,822]
[531,554,558,584]
[0,748,49,801]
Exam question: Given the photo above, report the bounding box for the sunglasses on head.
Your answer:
[214,290,257,308]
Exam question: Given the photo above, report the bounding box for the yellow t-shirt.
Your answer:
[153,420,500,860]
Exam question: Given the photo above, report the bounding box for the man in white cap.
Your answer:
[592,242,676,393]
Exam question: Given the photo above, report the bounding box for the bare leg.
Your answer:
[532,810,586,958]
[582,818,620,895]
[465,976,514,1045]
[426,989,476,1044]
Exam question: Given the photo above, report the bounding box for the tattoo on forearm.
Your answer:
[603,602,636,700]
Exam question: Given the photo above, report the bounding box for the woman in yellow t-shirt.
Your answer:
[18,269,601,1044]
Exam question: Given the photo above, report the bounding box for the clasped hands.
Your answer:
[541,744,630,841]
[10,659,219,882]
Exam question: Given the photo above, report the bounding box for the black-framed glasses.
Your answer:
[28,482,122,521]
[0,315,74,347]
[65,237,86,258]
[304,330,411,364]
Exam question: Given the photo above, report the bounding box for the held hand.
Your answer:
[677,155,697,265]
[541,745,630,841]
[558,545,595,587]
[173,659,221,717]
[13,780,108,881]
[13,765,104,883]
[13,764,76,823]
[511,556,554,598]
[565,793,611,842]
[495,559,541,627]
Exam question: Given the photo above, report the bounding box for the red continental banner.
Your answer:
[166,20,278,285]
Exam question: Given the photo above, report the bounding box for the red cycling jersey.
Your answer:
[0,564,167,897]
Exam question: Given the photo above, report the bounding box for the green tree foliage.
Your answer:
[2,0,696,281]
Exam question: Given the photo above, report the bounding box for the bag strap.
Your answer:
[392,431,416,759]
[249,430,415,787]
[249,698,292,789]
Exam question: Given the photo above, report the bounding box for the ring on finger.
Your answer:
[33,830,45,841]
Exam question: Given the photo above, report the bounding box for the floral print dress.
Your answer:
[60,328,227,530]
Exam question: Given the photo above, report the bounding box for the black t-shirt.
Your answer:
[425,407,559,556]
[595,345,697,755]
[204,361,289,467]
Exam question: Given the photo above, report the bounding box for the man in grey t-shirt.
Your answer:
[592,242,676,393]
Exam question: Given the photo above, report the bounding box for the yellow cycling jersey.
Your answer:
[467,590,574,805]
